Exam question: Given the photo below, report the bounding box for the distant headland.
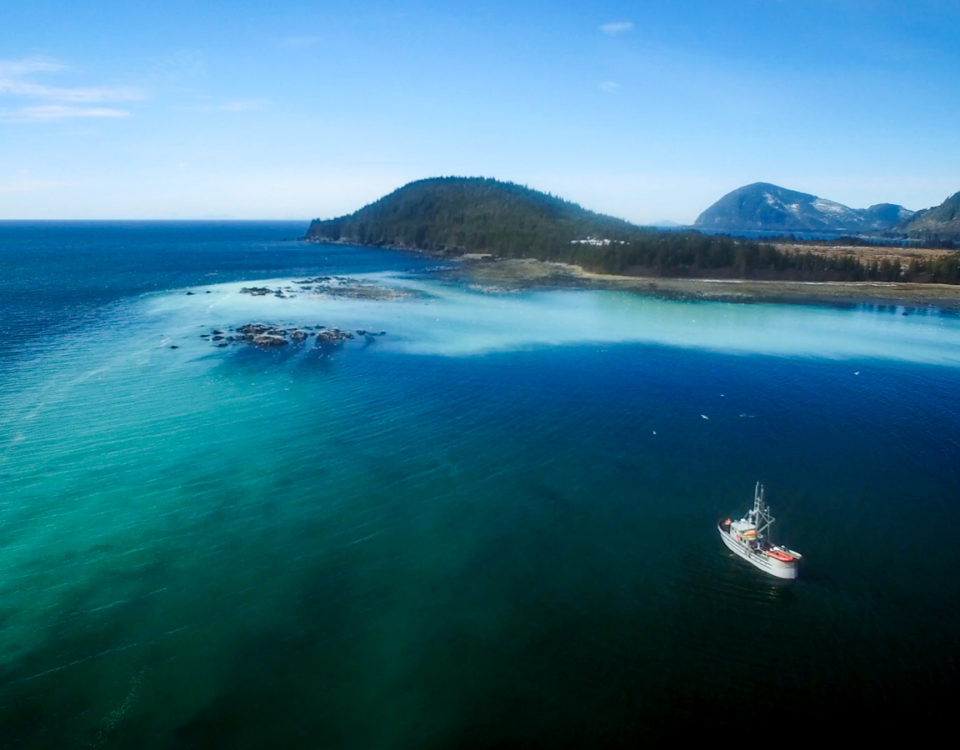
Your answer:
[306,176,960,307]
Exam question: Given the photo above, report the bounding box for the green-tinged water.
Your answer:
[1,224,959,746]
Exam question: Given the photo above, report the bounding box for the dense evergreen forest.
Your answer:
[904,190,960,240]
[307,178,960,284]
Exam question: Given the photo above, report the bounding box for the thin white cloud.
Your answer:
[0,57,144,120]
[599,81,621,93]
[600,21,634,35]
[0,105,131,122]
[0,58,68,76]
[0,79,142,103]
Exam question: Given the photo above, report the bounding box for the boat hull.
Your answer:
[718,525,798,580]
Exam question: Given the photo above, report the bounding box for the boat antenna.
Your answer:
[753,481,775,540]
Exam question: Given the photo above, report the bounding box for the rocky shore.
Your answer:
[167,275,402,354]
[237,275,419,301]
[196,322,386,350]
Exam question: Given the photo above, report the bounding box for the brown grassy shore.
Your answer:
[775,241,957,267]
[446,246,960,310]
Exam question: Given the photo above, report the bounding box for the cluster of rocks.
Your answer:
[234,275,424,301]
[240,286,292,299]
[303,276,415,300]
[237,323,298,347]
[196,322,386,350]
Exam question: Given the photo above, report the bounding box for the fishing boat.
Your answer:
[718,482,802,579]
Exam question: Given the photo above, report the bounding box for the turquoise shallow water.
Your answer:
[1,223,960,747]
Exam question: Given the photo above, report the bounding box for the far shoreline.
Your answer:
[305,238,960,311]
[450,256,960,311]
[308,240,960,313]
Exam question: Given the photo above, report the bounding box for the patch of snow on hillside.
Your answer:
[813,198,853,216]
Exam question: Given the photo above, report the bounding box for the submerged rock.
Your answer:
[252,334,287,347]
[236,323,275,336]
[236,322,291,347]
[315,328,354,347]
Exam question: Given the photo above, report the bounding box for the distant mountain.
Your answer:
[645,219,683,228]
[694,182,914,233]
[862,203,915,229]
[902,191,960,239]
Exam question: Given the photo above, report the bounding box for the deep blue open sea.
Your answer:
[2,222,959,747]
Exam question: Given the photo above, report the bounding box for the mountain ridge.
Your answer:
[694,182,914,233]
[902,191,960,238]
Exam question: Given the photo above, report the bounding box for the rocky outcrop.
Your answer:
[238,277,416,300]
[194,322,381,351]
[171,276,401,352]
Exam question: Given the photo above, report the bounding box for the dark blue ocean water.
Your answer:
[1,223,959,747]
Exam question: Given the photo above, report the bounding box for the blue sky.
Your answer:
[1,1,958,223]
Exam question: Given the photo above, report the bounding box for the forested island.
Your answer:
[307,177,960,285]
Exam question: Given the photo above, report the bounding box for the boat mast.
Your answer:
[753,482,775,541]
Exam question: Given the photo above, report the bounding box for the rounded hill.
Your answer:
[306,177,639,255]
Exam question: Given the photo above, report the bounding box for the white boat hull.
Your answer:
[718,525,799,580]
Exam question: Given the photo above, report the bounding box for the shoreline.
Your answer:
[304,238,960,310]
[444,257,960,310]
